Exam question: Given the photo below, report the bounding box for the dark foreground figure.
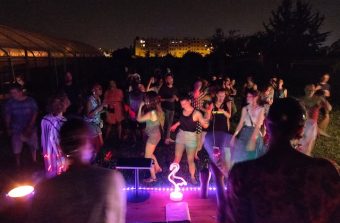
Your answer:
[226,97,340,223]
[27,119,126,223]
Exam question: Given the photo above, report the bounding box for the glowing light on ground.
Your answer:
[7,185,34,198]
[168,163,187,201]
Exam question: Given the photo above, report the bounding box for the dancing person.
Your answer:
[269,76,278,96]
[84,83,107,153]
[314,89,331,137]
[103,80,125,140]
[60,72,83,117]
[315,73,331,97]
[259,84,274,116]
[242,76,258,106]
[13,74,31,95]
[170,95,211,184]
[276,78,287,98]
[4,83,39,168]
[146,76,163,93]
[190,79,207,111]
[126,82,145,143]
[127,72,141,92]
[226,97,340,223]
[229,79,238,116]
[28,119,126,223]
[315,73,332,135]
[230,89,266,163]
[137,92,164,182]
[243,76,257,93]
[159,74,178,144]
[299,84,332,155]
[41,93,70,178]
[190,79,208,155]
[223,77,237,99]
[203,88,232,223]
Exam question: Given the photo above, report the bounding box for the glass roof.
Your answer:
[0,25,102,58]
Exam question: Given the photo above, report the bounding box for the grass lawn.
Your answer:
[313,107,340,164]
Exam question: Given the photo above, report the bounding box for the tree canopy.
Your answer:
[263,0,329,58]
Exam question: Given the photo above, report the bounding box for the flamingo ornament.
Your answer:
[168,163,187,201]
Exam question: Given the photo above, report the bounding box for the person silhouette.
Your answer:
[226,97,339,223]
[28,119,126,223]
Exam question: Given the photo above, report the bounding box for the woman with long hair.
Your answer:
[41,93,70,177]
[137,91,164,182]
[230,89,266,163]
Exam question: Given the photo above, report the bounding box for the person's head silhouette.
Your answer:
[266,97,307,144]
[60,118,95,166]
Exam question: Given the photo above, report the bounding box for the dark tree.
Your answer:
[263,0,329,58]
[111,47,132,60]
[211,28,225,55]
[224,30,247,57]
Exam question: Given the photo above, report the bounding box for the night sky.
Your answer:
[1,0,339,49]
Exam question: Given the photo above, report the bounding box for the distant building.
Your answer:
[134,37,213,58]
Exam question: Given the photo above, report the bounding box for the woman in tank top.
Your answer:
[170,95,211,184]
[204,88,232,223]
[230,89,266,163]
[137,92,164,182]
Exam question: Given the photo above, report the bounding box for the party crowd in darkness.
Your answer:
[1,70,338,222]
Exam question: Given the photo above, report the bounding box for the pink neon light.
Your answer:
[122,186,222,191]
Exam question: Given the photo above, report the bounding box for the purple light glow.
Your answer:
[122,186,222,191]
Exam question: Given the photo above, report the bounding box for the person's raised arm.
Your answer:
[194,108,211,129]
[136,102,151,122]
[146,77,154,92]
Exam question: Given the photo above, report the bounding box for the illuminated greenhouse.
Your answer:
[0,25,102,89]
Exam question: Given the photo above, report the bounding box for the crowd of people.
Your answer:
[2,71,333,176]
[1,70,338,223]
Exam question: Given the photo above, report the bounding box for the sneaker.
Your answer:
[143,177,157,183]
